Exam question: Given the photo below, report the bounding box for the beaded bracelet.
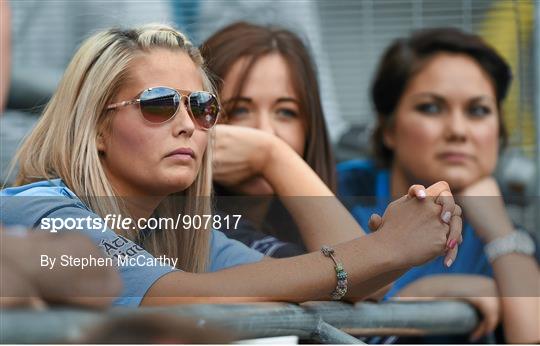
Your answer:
[321,245,348,300]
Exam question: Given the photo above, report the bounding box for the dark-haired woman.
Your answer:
[338,28,539,343]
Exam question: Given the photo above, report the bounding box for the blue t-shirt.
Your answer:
[0,179,264,306]
[337,159,493,299]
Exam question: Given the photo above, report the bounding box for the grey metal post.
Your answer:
[311,319,365,344]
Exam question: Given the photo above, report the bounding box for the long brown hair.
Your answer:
[201,22,336,192]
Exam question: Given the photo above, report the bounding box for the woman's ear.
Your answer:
[96,118,111,155]
[96,131,107,154]
[382,123,396,150]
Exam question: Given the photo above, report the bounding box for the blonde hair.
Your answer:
[11,24,214,272]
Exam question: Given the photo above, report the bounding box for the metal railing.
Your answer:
[0,300,479,343]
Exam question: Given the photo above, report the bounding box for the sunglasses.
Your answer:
[106,86,220,130]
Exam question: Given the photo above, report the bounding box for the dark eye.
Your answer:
[228,106,250,118]
[276,108,298,118]
[415,103,441,115]
[468,105,492,117]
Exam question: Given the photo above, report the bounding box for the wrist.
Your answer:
[261,136,294,176]
[484,229,535,263]
[460,193,513,243]
[258,134,276,175]
[370,230,407,271]
[479,221,514,243]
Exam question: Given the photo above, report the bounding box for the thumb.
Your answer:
[368,213,383,232]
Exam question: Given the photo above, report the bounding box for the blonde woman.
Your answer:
[1,24,462,307]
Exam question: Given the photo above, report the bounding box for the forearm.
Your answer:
[475,207,539,343]
[345,269,405,302]
[262,139,365,251]
[395,274,496,298]
[491,254,540,343]
[142,232,402,305]
[458,177,539,342]
[480,213,539,298]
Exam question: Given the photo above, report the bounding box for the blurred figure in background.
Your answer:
[0,0,10,113]
[338,27,539,343]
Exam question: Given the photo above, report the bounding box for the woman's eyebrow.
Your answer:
[411,92,446,102]
[413,92,496,105]
[222,96,252,105]
[469,95,496,104]
[274,97,300,105]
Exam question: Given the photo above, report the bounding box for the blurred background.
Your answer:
[0,3,537,343]
[1,0,538,228]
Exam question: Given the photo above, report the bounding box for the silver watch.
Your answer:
[484,230,536,263]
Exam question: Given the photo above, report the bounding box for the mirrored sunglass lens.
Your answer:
[140,88,179,123]
[189,92,219,129]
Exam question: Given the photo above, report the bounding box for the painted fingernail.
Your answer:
[417,190,426,199]
[441,211,452,224]
[446,258,453,267]
[447,239,457,250]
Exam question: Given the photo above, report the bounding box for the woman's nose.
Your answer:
[255,113,276,136]
[172,97,196,137]
[445,110,468,142]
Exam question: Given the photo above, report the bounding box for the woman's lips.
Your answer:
[437,152,472,164]
[165,147,195,161]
